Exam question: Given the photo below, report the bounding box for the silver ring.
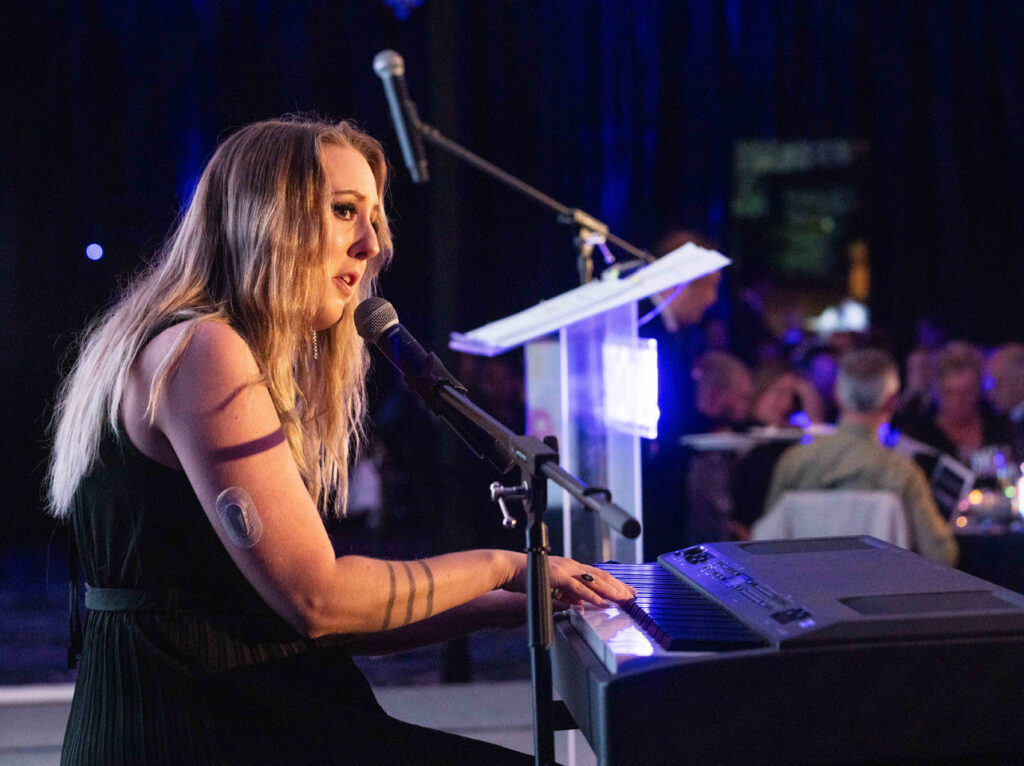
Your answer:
[551,587,563,601]
[580,573,595,583]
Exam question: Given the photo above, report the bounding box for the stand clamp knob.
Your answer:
[489,481,528,529]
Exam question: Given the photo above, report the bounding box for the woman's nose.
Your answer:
[351,219,380,261]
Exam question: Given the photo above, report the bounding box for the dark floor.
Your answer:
[0,539,532,687]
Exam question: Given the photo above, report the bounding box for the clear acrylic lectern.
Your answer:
[449,242,730,564]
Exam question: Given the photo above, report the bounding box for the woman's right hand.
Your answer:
[501,551,637,608]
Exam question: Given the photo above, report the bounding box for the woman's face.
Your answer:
[754,373,797,427]
[313,144,381,331]
[937,369,981,422]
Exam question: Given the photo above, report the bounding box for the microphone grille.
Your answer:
[354,297,398,342]
[373,49,404,78]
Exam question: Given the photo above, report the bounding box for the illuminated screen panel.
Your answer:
[602,337,659,439]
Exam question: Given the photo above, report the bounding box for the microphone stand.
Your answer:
[399,352,640,766]
[415,120,655,283]
[392,87,651,764]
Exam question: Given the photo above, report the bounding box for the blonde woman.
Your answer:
[48,117,634,765]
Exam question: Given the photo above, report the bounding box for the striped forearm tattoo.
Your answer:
[381,560,437,629]
[401,562,415,627]
[416,560,435,619]
[382,562,397,630]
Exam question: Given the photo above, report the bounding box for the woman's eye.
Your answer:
[332,203,356,220]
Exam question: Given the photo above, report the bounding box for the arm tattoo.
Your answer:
[401,561,416,627]
[382,563,397,630]
[416,560,435,619]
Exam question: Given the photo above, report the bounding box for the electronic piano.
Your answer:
[552,537,1024,765]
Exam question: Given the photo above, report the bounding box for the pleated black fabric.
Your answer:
[63,432,535,765]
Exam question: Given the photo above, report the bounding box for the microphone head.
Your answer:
[354,297,399,342]
[373,49,405,78]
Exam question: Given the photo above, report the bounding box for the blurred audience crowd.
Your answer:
[639,259,1024,560]
[634,230,1024,563]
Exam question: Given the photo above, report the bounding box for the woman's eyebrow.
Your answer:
[331,189,379,212]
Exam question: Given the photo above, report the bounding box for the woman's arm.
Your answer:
[143,322,634,638]
[348,590,527,655]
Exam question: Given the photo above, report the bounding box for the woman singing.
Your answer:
[47,116,634,765]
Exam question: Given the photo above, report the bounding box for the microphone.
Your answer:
[373,49,429,184]
[354,297,462,406]
[356,296,511,469]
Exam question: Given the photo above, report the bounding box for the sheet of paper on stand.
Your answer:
[448,242,730,356]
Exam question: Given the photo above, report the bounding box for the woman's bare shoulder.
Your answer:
[125,319,258,466]
[132,318,266,431]
[143,318,258,380]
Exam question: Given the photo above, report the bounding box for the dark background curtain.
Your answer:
[3,0,1023,543]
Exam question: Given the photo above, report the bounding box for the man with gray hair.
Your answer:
[763,349,957,564]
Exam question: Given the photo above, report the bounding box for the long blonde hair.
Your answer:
[47,117,393,518]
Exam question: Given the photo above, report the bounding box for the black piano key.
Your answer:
[597,563,767,651]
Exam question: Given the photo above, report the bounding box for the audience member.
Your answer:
[692,351,754,433]
[763,349,957,564]
[750,361,825,427]
[683,352,754,544]
[986,343,1024,445]
[899,341,1022,467]
[641,230,721,445]
[892,347,936,427]
[728,361,822,534]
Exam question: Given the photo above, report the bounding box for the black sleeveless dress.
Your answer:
[62,432,533,765]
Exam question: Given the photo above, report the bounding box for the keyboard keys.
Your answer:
[598,563,767,651]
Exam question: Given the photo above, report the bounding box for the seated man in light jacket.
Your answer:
[763,349,957,565]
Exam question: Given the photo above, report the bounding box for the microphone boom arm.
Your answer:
[416,120,655,283]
